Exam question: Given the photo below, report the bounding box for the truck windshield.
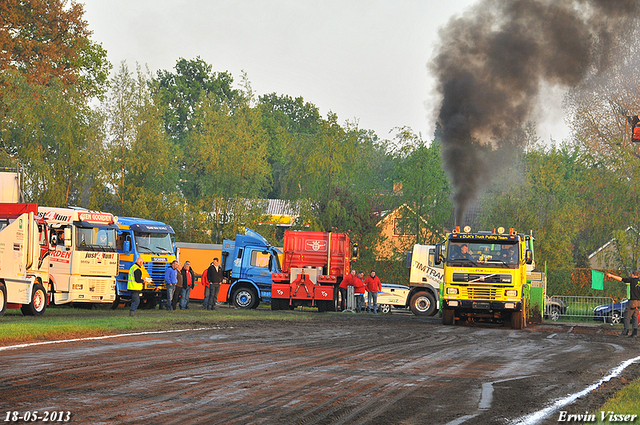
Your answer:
[76,226,117,251]
[447,241,518,268]
[134,232,174,255]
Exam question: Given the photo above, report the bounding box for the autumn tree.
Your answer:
[0,0,110,96]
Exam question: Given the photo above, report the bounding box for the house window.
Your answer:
[394,218,415,236]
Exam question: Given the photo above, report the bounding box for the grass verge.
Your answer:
[0,304,314,345]
[595,378,640,424]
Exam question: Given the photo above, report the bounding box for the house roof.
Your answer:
[376,203,429,227]
[588,226,638,260]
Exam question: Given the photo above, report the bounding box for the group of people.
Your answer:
[338,269,382,313]
[126,256,224,316]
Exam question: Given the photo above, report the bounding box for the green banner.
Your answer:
[591,270,604,290]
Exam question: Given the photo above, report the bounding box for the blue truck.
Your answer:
[218,229,282,309]
[114,217,176,309]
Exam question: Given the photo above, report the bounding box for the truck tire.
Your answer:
[21,282,47,316]
[0,281,6,317]
[110,295,121,310]
[442,307,455,325]
[317,300,326,312]
[409,291,436,316]
[511,309,525,330]
[271,298,281,310]
[380,304,391,314]
[232,287,258,309]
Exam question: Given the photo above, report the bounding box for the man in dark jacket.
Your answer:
[180,261,195,310]
[206,258,224,310]
[606,271,640,337]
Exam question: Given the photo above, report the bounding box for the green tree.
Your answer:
[98,62,176,218]
[0,71,94,206]
[156,57,240,144]
[183,94,271,242]
[390,127,452,245]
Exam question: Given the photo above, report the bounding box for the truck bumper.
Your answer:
[443,299,522,311]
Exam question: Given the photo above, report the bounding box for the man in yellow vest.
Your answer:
[128,256,146,317]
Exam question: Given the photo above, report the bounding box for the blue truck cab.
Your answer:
[222,229,281,309]
[115,217,176,308]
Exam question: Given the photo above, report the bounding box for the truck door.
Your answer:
[244,248,274,286]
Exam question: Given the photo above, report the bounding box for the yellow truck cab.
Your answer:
[436,226,533,329]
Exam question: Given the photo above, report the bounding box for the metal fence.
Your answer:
[544,295,615,322]
[342,286,358,313]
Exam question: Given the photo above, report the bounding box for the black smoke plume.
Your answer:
[430,0,640,225]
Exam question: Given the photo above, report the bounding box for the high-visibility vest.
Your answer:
[128,264,144,291]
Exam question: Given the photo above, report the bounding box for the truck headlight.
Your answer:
[446,287,458,295]
[505,290,517,297]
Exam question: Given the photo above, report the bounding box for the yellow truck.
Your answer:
[435,226,534,329]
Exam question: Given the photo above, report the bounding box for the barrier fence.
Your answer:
[544,295,615,322]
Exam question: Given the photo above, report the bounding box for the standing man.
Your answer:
[180,261,195,310]
[364,270,382,313]
[206,258,224,310]
[606,270,640,337]
[353,271,366,313]
[201,265,211,309]
[128,256,146,317]
[164,260,178,311]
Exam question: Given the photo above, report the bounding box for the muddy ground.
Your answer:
[0,308,638,425]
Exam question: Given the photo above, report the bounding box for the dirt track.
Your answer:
[1,309,639,425]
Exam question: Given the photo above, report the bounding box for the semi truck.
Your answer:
[38,206,118,305]
[0,203,50,316]
[115,217,176,309]
[405,244,443,316]
[220,229,282,309]
[271,230,352,312]
[436,226,534,329]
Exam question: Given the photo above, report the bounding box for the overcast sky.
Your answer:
[80,0,571,143]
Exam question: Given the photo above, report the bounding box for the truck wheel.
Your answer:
[511,309,525,330]
[110,295,121,310]
[380,304,391,314]
[317,300,327,312]
[21,283,47,316]
[442,307,455,325]
[409,292,436,316]
[271,298,281,310]
[232,288,258,309]
[0,281,6,317]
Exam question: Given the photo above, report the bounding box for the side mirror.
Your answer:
[434,244,442,265]
[351,242,359,260]
[525,249,533,265]
[124,240,131,254]
[50,234,58,246]
[64,228,72,248]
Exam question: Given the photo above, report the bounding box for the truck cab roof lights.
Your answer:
[497,227,505,235]
[510,228,516,235]
[463,226,471,233]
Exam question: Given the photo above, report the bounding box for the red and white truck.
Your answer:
[38,207,118,306]
[271,230,353,312]
[0,203,50,316]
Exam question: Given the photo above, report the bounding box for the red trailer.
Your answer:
[271,231,352,312]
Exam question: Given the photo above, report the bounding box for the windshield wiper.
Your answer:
[153,246,172,254]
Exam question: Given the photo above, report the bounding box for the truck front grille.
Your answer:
[463,287,497,300]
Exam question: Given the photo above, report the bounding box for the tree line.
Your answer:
[1,1,640,289]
